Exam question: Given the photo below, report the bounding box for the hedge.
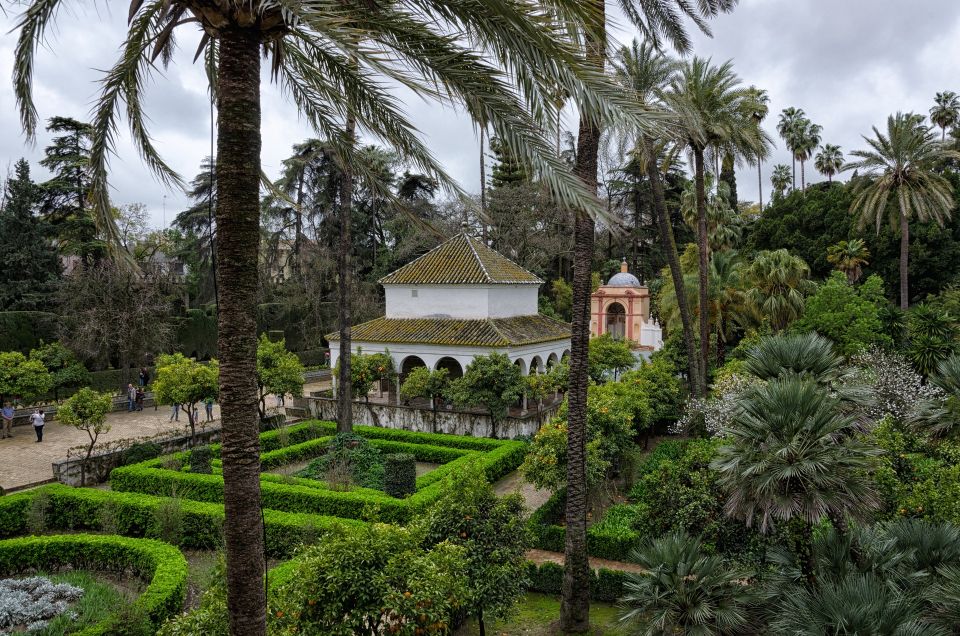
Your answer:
[0,533,187,634]
[528,489,642,561]
[0,311,60,353]
[384,454,416,498]
[111,420,527,524]
[0,484,358,559]
[524,561,627,602]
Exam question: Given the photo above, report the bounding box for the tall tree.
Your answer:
[744,248,815,332]
[611,39,702,396]
[793,117,822,191]
[814,143,843,183]
[826,239,869,284]
[930,91,960,142]
[770,164,792,200]
[664,57,770,395]
[746,86,770,209]
[844,112,960,309]
[13,2,639,634]
[562,3,738,631]
[0,159,60,311]
[777,107,805,190]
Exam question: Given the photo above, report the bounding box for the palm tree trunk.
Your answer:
[642,137,701,397]
[693,146,710,395]
[800,160,806,191]
[899,212,909,310]
[560,4,603,631]
[336,111,357,432]
[215,27,266,636]
[757,161,763,210]
[791,156,796,190]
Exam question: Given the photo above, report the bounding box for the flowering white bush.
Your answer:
[847,347,943,422]
[671,373,765,437]
[0,576,83,634]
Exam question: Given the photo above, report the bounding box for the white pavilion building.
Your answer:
[327,233,571,382]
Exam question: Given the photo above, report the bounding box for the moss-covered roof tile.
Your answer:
[326,315,570,347]
[378,233,543,285]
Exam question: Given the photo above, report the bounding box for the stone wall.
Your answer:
[51,425,223,487]
[299,396,558,439]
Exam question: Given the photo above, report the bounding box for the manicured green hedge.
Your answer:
[111,420,527,525]
[0,533,187,633]
[524,561,627,602]
[384,453,416,498]
[528,489,642,561]
[0,484,358,559]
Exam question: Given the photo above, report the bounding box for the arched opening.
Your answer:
[561,350,571,362]
[605,302,626,340]
[400,356,427,382]
[513,358,527,376]
[546,353,559,368]
[435,357,464,380]
[530,356,544,374]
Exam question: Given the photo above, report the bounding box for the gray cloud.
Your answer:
[2,0,959,227]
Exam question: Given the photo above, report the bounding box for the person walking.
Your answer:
[135,387,145,412]
[1,403,14,439]
[126,384,136,412]
[204,396,215,422]
[169,403,180,422]
[29,408,44,442]
[138,367,147,387]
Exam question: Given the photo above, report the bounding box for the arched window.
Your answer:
[400,356,427,381]
[605,302,626,340]
[435,357,464,380]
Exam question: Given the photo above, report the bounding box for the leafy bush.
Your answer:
[188,446,213,475]
[297,433,385,490]
[123,442,163,466]
[524,561,626,602]
[588,334,636,382]
[795,272,893,355]
[383,453,416,498]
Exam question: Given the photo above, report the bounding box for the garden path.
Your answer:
[525,548,646,574]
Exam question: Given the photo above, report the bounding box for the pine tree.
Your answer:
[488,137,530,188]
[720,152,738,210]
[0,159,60,310]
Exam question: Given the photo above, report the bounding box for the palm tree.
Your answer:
[680,176,742,252]
[12,3,642,633]
[814,143,843,183]
[911,352,960,438]
[562,4,736,630]
[742,332,848,384]
[826,238,869,283]
[708,250,747,365]
[844,112,960,309]
[712,377,881,586]
[793,118,822,191]
[770,164,792,200]
[619,532,760,635]
[930,91,960,141]
[746,87,770,209]
[611,40,702,396]
[778,107,806,189]
[743,249,815,332]
[664,57,771,395]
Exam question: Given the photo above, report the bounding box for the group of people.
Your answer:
[168,397,216,424]
[1,402,45,442]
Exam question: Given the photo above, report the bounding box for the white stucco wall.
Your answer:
[384,284,538,319]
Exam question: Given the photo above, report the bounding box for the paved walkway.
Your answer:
[0,380,330,493]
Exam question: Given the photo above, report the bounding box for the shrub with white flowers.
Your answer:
[671,373,765,437]
[0,576,83,634]
[847,347,943,422]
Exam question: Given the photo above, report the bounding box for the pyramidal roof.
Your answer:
[378,233,543,285]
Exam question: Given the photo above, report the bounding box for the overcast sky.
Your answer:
[2,0,959,228]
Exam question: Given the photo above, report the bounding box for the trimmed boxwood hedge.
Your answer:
[528,489,642,561]
[111,421,527,524]
[384,453,416,498]
[0,533,187,634]
[0,485,358,559]
[524,561,627,602]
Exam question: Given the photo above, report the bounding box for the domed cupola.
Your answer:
[606,260,642,287]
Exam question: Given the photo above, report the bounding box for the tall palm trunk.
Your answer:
[899,212,910,310]
[800,159,806,191]
[336,112,356,432]
[642,137,701,397]
[757,161,763,210]
[693,146,710,395]
[215,27,266,636]
[561,3,603,631]
[791,155,796,190]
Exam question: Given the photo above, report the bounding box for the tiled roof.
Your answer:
[326,315,570,347]
[378,233,543,285]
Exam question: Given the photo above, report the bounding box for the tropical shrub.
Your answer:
[620,358,684,428]
[794,272,892,355]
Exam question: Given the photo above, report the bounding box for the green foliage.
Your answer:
[152,354,218,435]
[588,333,636,382]
[0,533,187,634]
[448,353,524,435]
[123,442,163,466]
[906,303,958,376]
[0,312,60,354]
[743,248,815,332]
[342,351,396,403]
[268,523,467,635]
[298,433,386,490]
[620,358,684,429]
[525,561,626,602]
[523,372,555,410]
[795,272,893,355]
[418,463,530,630]
[29,341,90,398]
[550,278,573,321]
[256,334,305,415]
[189,446,213,474]
[0,350,53,404]
[619,532,761,636]
[399,366,449,406]
[173,308,217,361]
[59,387,113,483]
[384,453,416,498]
[520,419,607,492]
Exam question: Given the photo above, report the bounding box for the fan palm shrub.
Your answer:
[911,353,960,438]
[742,249,815,332]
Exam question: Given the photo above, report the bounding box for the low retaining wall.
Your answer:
[51,425,222,487]
[300,396,558,439]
